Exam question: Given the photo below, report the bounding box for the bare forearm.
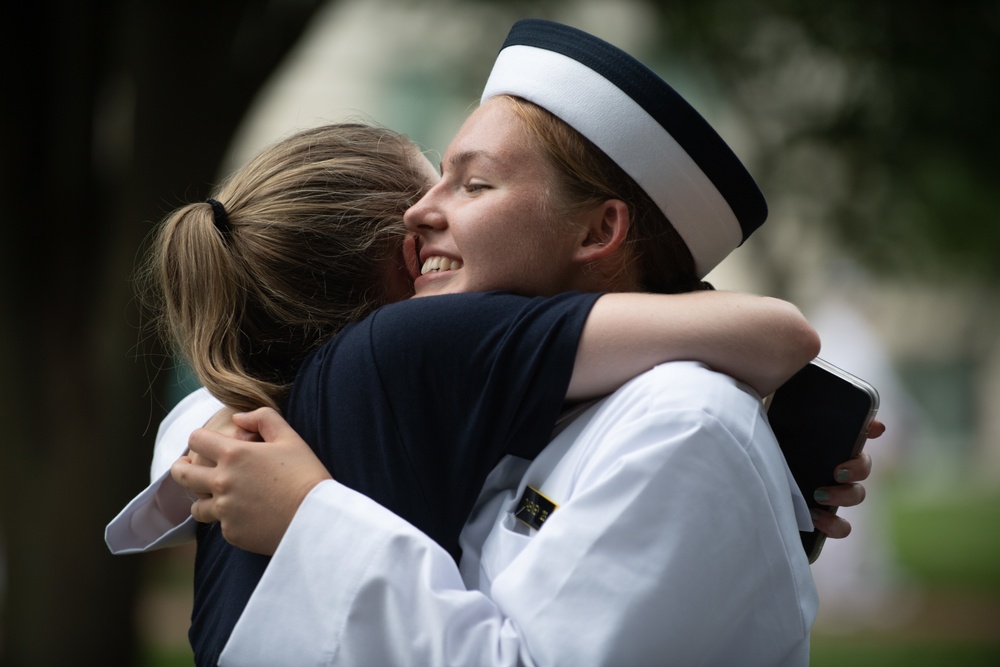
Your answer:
[567,292,820,400]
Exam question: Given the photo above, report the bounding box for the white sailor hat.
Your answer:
[482,19,767,278]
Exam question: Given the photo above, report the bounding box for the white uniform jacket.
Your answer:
[219,362,817,666]
[105,388,222,554]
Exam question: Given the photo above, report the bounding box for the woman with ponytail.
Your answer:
[141,123,427,412]
[115,111,828,665]
[114,23,882,657]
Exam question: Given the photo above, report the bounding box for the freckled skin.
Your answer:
[404,100,589,298]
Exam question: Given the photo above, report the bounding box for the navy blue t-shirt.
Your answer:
[190,291,600,665]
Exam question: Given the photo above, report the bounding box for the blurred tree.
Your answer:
[642,0,1000,286]
[0,0,993,663]
[0,1,322,664]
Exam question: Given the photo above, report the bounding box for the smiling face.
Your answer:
[381,148,441,303]
[402,98,593,298]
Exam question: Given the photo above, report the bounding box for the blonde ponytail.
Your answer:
[138,124,429,412]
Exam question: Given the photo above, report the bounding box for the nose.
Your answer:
[404,183,447,233]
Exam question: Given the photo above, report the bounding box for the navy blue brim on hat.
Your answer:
[482,19,767,278]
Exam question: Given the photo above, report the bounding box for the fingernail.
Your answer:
[814,489,830,503]
[836,468,851,483]
[810,509,820,523]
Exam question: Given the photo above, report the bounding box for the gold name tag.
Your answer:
[514,486,558,531]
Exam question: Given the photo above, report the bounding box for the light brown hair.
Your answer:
[139,123,430,411]
[500,95,706,295]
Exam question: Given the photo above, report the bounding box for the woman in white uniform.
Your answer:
[117,119,818,667]
[167,20,881,667]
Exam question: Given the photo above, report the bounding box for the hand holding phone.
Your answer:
[765,358,880,563]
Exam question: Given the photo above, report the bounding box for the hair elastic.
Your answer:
[206,198,231,238]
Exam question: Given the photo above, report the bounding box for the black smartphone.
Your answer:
[765,358,880,563]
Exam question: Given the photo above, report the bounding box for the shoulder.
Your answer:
[618,361,762,414]
[374,291,596,319]
[593,361,767,450]
[367,291,600,340]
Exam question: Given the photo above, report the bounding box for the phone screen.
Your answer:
[766,358,879,562]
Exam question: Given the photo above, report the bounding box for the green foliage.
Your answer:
[809,483,1000,665]
[811,641,1000,667]
[643,0,1000,282]
[142,648,194,667]
[890,486,1000,591]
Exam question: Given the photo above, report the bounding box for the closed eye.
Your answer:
[464,180,490,193]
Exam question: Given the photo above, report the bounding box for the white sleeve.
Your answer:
[104,472,197,554]
[222,366,813,666]
[148,387,225,481]
[485,383,815,666]
[221,480,535,667]
[104,388,223,554]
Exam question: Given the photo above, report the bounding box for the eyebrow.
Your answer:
[441,149,501,174]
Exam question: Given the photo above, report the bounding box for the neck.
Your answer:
[579,258,642,294]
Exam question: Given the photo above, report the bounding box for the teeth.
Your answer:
[421,256,464,275]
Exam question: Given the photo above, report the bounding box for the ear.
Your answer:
[574,199,631,263]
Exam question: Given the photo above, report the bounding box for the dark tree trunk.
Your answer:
[0,2,323,664]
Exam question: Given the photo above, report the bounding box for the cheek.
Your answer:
[497,226,578,291]
[510,211,573,260]
[485,220,548,267]
[502,196,561,247]
[461,191,568,282]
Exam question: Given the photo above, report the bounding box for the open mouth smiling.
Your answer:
[420,256,464,275]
